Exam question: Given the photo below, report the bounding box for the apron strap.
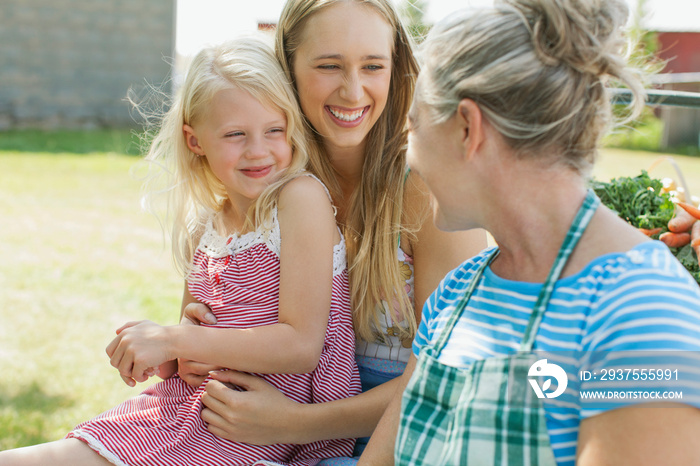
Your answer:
[520,189,600,351]
[433,248,499,355]
[433,189,600,357]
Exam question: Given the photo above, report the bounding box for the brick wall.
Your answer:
[0,0,175,129]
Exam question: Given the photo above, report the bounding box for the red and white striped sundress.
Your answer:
[67,197,361,465]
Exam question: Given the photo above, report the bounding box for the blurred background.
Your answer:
[1,0,698,150]
[1,0,699,451]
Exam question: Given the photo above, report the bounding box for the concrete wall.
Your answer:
[655,32,700,148]
[659,81,700,148]
[0,0,175,129]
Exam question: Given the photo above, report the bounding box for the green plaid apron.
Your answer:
[395,190,600,465]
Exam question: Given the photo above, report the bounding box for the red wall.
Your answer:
[657,32,700,73]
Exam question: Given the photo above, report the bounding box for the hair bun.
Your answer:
[504,0,628,77]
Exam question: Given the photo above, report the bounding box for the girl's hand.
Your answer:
[201,370,300,445]
[106,320,173,386]
[178,304,222,387]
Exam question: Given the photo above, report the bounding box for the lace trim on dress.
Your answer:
[196,173,347,276]
[70,430,129,466]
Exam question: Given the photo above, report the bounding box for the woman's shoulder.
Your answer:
[572,241,700,352]
[424,248,496,312]
[566,241,699,294]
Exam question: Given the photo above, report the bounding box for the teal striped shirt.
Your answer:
[414,241,700,465]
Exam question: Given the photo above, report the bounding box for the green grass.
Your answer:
[603,111,700,157]
[0,129,143,155]
[1,130,700,451]
[0,146,181,450]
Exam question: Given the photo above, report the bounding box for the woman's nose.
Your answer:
[339,70,363,103]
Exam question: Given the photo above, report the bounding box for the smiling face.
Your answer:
[292,1,393,156]
[183,87,293,213]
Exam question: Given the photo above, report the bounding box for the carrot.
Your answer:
[691,221,700,269]
[659,231,691,248]
[638,227,663,236]
[678,202,700,221]
[668,204,697,233]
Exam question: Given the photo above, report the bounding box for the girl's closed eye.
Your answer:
[225,130,245,138]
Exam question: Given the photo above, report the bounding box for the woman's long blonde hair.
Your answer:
[141,35,309,276]
[275,0,420,342]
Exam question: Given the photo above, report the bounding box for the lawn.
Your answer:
[0,134,699,451]
[0,147,182,450]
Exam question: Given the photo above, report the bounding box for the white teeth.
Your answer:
[329,107,364,122]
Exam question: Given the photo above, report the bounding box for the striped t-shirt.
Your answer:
[414,241,700,466]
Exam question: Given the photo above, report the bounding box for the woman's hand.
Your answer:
[178,302,222,387]
[201,370,300,445]
[182,302,217,326]
[106,320,173,386]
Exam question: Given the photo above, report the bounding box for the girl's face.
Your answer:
[292,2,393,155]
[184,87,293,213]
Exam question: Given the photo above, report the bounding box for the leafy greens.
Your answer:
[591,170,699,285]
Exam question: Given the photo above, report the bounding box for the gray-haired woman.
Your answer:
[360,0,700,464]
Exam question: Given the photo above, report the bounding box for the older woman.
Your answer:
[360,0,700,464]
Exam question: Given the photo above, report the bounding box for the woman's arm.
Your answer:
[201,366,405,445]
[577,403,700,465]
[106,177,339,383]
[357,354,417,465]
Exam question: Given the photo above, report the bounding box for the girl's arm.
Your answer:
[175,287,222,387]
[107,176,339,383]
[191,173,489,445]
[107,286,202,387]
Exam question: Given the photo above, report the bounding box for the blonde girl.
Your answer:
[0,35,360,466]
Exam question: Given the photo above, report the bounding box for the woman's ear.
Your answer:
[456,99,484,161]
[183,124,205,156]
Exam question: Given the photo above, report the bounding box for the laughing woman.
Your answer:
[178,0,488,462]
[360,0,700,464]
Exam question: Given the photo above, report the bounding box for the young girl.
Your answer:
[0,36,360,466]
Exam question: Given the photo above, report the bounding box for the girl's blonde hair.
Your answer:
[142,35,309,276]
[416,0,646,174]
[275,0,420,342]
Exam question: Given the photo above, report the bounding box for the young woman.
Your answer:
[178,0,488,461]
[360,0,700,464]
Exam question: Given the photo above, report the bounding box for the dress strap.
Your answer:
[301,172,338,217]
